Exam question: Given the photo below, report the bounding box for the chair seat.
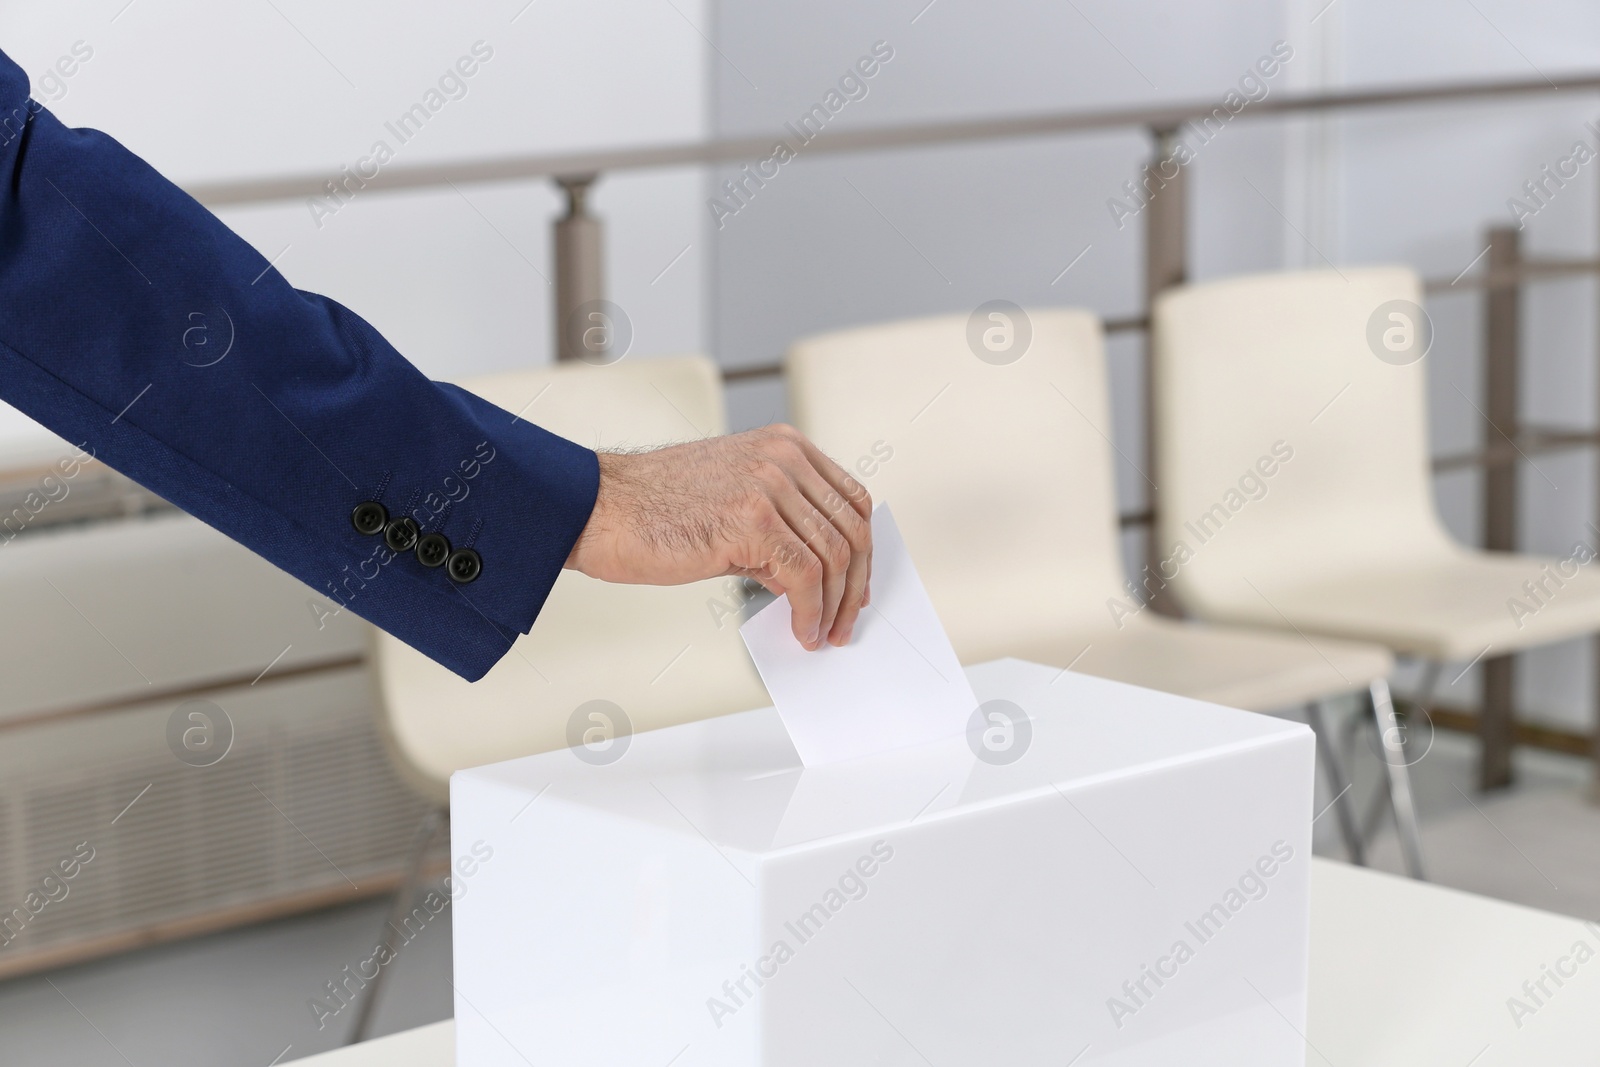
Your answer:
[989,612,1392,712]
[1201,549,1600,661]
[375,572,771,798]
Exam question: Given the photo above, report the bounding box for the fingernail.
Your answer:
[807,626,820,648]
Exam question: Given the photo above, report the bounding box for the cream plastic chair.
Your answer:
[1154,265,1600,878]
[786,309,1392,857]
[351,355,768,1041]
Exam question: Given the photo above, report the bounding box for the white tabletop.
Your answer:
[1308,860,1600,1065]
[292,859,1600,1066]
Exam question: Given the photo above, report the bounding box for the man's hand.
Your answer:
[564,424,872,650]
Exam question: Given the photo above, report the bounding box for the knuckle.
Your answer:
[761,429,805,461]
[767,535,800,569]
[838,510,871,550]
[750,502,785,537]
[739,492,767,523]
[793,548,824,583]
[755,458,790,489]
[822,530,851,569]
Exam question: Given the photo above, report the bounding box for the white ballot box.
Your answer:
[450,658,1313,1066]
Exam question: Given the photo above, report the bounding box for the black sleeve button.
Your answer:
[383,516,420,552]
[447,547,482,585]
[416,532,451,569]
[351,501,388,536]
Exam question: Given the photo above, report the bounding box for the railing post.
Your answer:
[1481,225,1521,790]
[553,174,604,362]
[1594,160,1600,799]
[1143,126,1187,617]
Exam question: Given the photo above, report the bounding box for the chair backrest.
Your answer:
[370,355,769,801]
[786,310,1124,664]
[1151,266,1456,615]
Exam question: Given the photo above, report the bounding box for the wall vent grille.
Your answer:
[0,667,434,979]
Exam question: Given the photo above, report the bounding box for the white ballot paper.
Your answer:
[740,503,978,765]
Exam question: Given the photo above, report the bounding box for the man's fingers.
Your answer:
[790,465,871,646]
[759,527,826,649]
[766,425,874,645]
[780,425,873,522]
[771,488,849,648]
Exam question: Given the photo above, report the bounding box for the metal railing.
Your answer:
[184,69,1600,363]
[179,69,1600,787]
[187,71,1600,205]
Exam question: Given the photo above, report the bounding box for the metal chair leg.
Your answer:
[346,806,446,1045]
[1369,679,1426,880]
[1306,700,1366,865]
[1358,663,1442,854]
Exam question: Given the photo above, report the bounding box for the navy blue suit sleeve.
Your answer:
[0,48,599,682]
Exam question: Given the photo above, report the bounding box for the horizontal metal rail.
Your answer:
[1433,426,1600,472]
[185,71,1600,208]
[1110,431,1600,531]
[720,313,1153,384]
[1426,257,1600,294]
[720,253,1600,387]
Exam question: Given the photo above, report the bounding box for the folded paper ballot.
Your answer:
[740,504,978,764]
